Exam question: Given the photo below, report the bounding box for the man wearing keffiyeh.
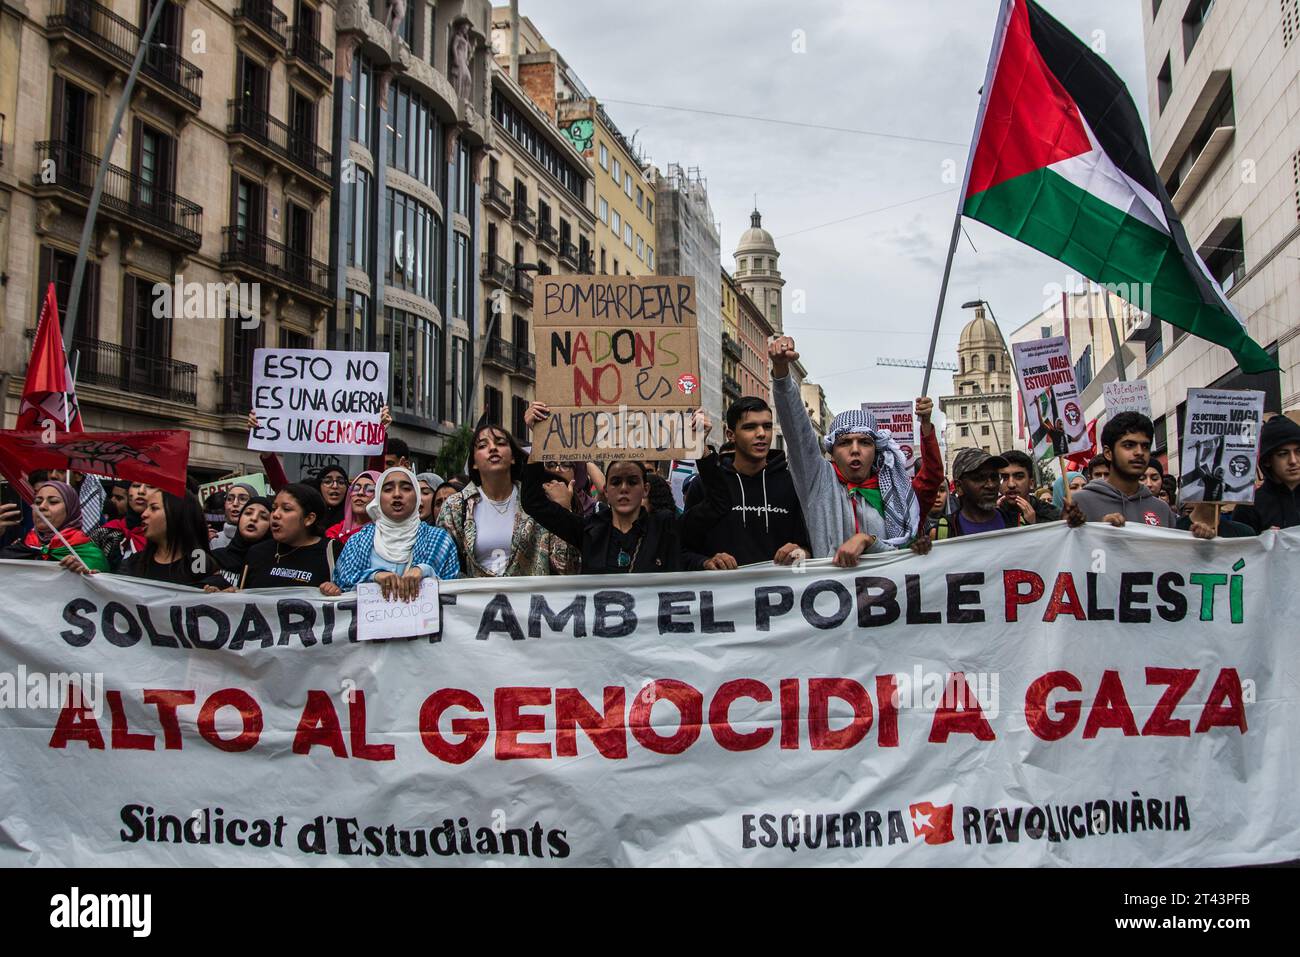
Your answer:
[769,336,945,566]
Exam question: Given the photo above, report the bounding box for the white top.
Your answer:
[473,487,517,575]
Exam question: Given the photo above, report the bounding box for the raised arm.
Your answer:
[520,462,585,549]
[769,337,829,497]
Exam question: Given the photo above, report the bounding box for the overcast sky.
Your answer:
[524,0,1150,418]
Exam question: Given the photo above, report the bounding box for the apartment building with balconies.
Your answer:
[2,0,337,479]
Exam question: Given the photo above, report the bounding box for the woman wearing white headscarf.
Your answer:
[323,467,461,598]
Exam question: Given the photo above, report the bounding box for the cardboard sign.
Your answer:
[1103,380,1152,420]
[356,578,442,641]
[862,402,917,468]
[284,452,366,484]
[532,276,702,462]
[248,349,389,455]
[198,472,269,503]
[1178,388,1265,504]
[1012,337,1091,460]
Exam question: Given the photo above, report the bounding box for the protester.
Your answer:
[998,449,1060,525]
[0,481,109,571]
[432,479,463,520]
[1050,470,1083,510]
[312,465,351,528]
[209,482,259,549]
[104,480,130,522]
[437,421,576,577]
[109,489,219,586]
[1232,414,1300,532]
[383,437,412,470]
[102,481,151,556]
[1064,411,1214,537]
[769,336,941,565]
[1068,473,1087,493]
[416,472,442,524]
[326,470,378,544]
[925,480,955,540]
[324,467,460,595]
[208,496,273,589]
[1085,454,1110,482]
[684,395,811,568]
[1158,475,1178,507]
[1141,457,1165,497]
[541,462,603,517]
[521,456,714,574]
[240,485,342,589]
[946,450,1023,536]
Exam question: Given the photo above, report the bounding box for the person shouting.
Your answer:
[240,485,342,589]
[209,496,273,589]
[0,480,109,571]
[769,336,942,566]
[324,467,460,596]
[210,482,260,549]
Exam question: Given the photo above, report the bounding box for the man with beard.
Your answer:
[1064,412,1215,538]
[684,396,810,568]
[947,449,1019,536]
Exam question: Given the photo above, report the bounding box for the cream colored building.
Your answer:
[2,0,337,480]
[940,306,1015,475]
[801,379,832,443]
[1096,0,1300,469]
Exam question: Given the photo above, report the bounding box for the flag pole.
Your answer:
[33,507,92,573]
[61,0,170,373]
[1101,284,1128,383]
[920,0,1012,397]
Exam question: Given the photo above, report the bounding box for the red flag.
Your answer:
[16,283,83,432]
[909,802,955,845]
[0,430,189,501]
[1065,417,1098,470]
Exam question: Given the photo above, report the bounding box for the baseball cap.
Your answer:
[952,447,1009,481]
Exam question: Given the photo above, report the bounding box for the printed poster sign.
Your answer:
[1178,389,1265,504]
[532,276,702,462]
[248,349,389,456]
[1012,336,1091,460]
[863,402,917,468]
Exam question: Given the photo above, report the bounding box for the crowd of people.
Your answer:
[3,334,1298,602]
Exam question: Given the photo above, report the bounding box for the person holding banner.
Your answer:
[1064,412,1215,537]
[1232,414,1300,533]
[0,481,109,571]
[323,467,460,597]
[437,422,577,578]
[105,489,220,586]
[208,496,273,589]
[240,485,342,589]
[326,471,378,544]
[769,337,942,564]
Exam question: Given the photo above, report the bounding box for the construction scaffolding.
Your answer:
[655,164,724,431]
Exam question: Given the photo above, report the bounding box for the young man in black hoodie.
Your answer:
[1232,414,1300,532]
[684,396,810,568]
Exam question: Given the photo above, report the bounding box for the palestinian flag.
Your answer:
[962,0,1276,374]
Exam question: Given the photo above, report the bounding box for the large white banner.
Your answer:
[1,524,1298,867]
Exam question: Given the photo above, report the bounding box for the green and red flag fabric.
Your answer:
[961,0,1275,374]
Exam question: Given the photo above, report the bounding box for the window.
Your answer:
[612,210,621,235]
[1202,221,1245,292]
[452,140,471,216]
[491,90,585,200]
[1040,325,1053,339]
[625,172,632,198]
[133,121,175,212]
[960,426,970,437]
[1165,81,1233,196]
[1157,54,1172,112]
[37,245,98,340]
[636,186,644,211]
[647,247,654,270]
[1182,0,1215,59]
[452,233,470,319]
[347,167,372,268]
[279,328,312,350]
[960,406,968,418]
[987,353,996,371]
[124,275,172,388]
[636,235,644,260]
[647,199,654,223]
[385,187,440,301]
[382,306,438,420]
[981,425,990,436]
[51,75,94,153]
[600,247,607,273]
[624,222,633,248]
[599,143,608,170]
[612,158,621,182]
[335,290,370,351]
[386,81,440,190]
[512,396,529,438]
[599,197,609,223]
[981,404,989,414]
[450,336,469,424]
[352,55,372,149]
[484,385,504,427]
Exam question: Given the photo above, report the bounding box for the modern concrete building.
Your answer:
[939,305,1016,475]
[2,0,339,479]
[328,0,494,467]
[1096,0,1300,470]
[655,162,723,431]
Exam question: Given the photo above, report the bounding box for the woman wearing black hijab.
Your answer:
[310,465,350,529]
[208,496,273,589]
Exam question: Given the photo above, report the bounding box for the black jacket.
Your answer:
[1231,478,1300,533]
[683,449,809,565]
[1030,496,1061,523]
[521,463,710,574]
